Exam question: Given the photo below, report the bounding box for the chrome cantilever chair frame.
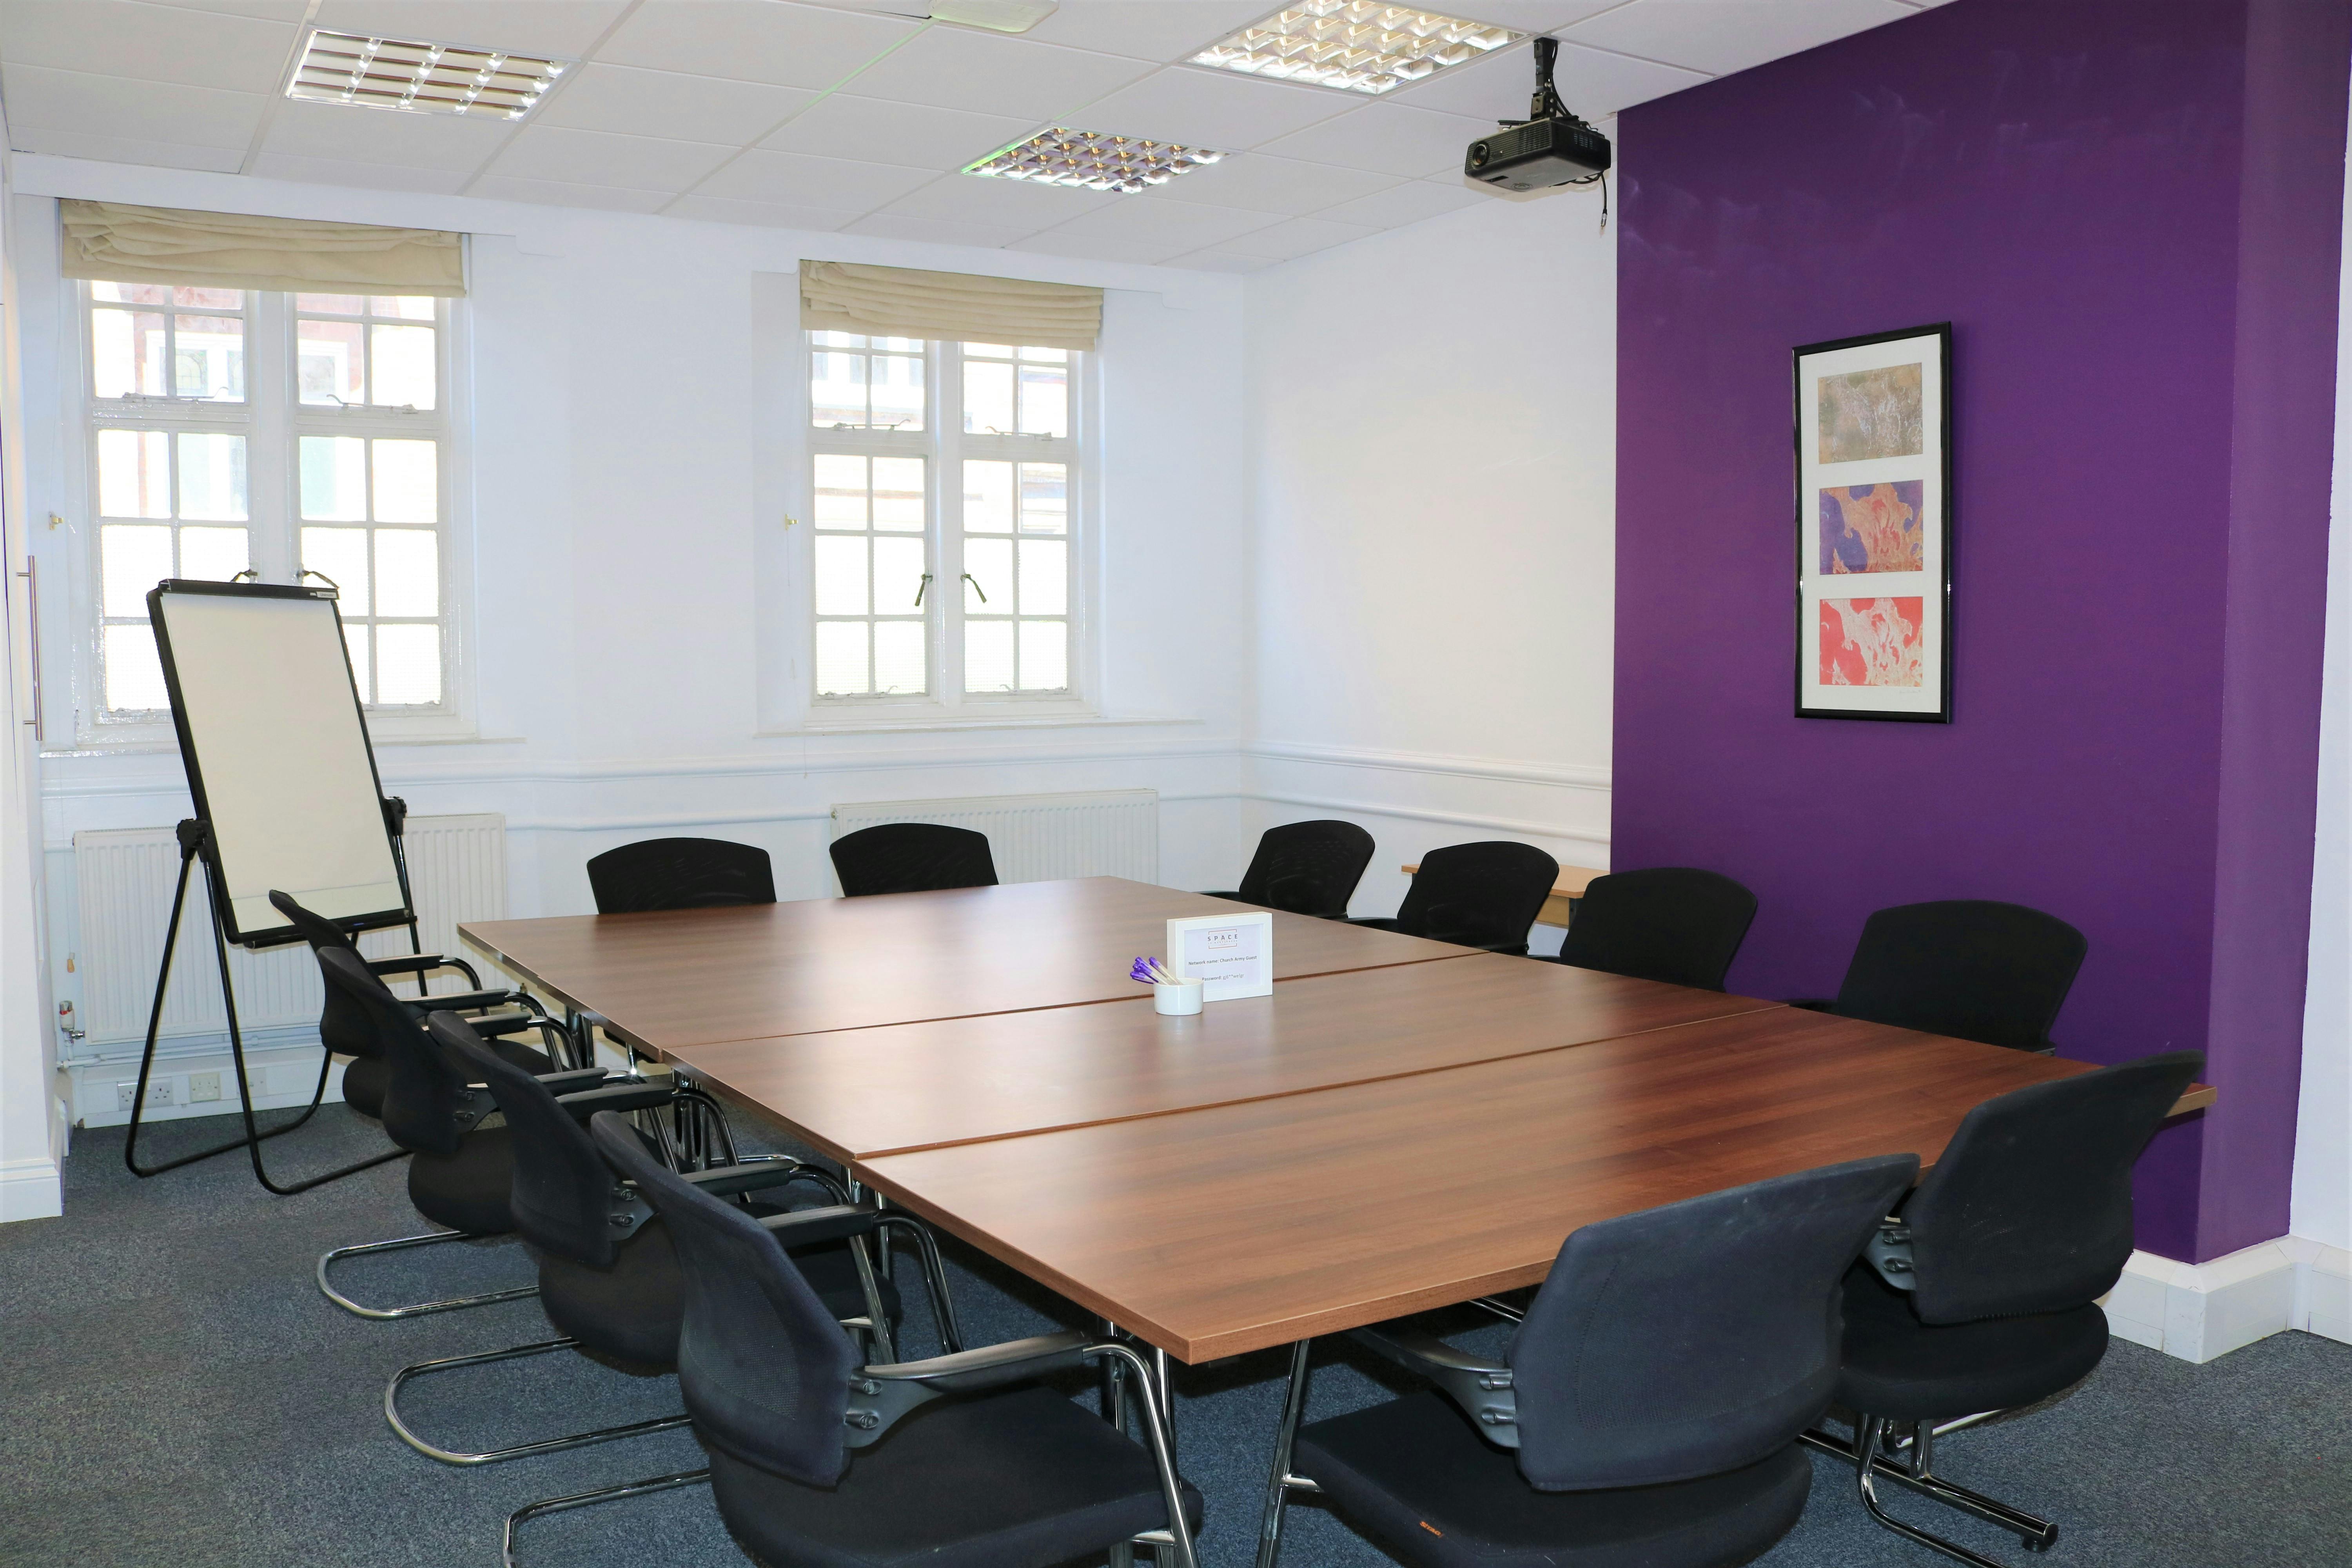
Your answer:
[1799,1414,2056,1565]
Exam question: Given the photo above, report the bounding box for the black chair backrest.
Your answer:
[829,822,998,897]
[433,1014,615,1268]
[270,889,380,1061]
[1552,867,1759,991]
[1832,899,2088,1051]
[1511,1153,1918,1491]
[1902,1050,2203,1324]
[317,945,467,1157]
[589,1111,857,1485]
[1394,840,1558,949]
[587,837,776,915]
[1236,820,1375,918]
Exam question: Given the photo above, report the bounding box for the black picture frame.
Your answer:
[1792,322,1954,722]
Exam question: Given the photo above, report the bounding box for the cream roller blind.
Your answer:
[60,200,466,297]
[800,259,1100,352]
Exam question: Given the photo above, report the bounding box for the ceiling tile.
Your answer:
[1,63,268,147]
[1311,176,1487,229]
[1140,152,1397,215]
[249,151,474,192]
[536,63,816,144]
[0,0,298,93]
[142,0,313,19]
[1040,196,1279,250]
[4,125,247,171]
[1171,249,1274,274]
[1019,2,1271,64]
[1008,229,1181,266]
[876,171,1119,226]
[310,0,632,58]
[263,96,515,170]
[1217,214,1376,260]
[467,172,674,212]
[1066,64,1352,151]
[760,93,1037,173]
[1392,35,1702,119]
[1454,2,1627,29]
[488,125,737,192]
[597,1,918,90]
[694,147,938,210]
[843,211,1041,249]
[668,193,857,229]
[1562,0,1915,78]
[844,25,1152,120]
[1255,101,1494,179]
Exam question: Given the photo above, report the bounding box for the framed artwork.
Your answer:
[1793,323,1953,721]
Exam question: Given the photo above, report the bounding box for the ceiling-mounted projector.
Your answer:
[1465,38,1611,192]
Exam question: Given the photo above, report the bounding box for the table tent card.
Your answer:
[1165,911,1274,1002]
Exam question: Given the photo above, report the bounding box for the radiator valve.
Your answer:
[56,1002,84,1043]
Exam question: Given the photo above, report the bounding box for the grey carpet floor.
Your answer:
[4,1103,2348,1568]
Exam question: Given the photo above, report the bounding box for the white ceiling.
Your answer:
[0,0,1954,271]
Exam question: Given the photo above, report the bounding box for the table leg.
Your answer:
[1256,1340,1315,1568]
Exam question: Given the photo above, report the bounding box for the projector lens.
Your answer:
[1469,142,1490,167]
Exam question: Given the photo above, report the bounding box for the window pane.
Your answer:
[871,457,925,531]
[101,525,173,616]
[873,621,926,695]
[375,624,442,704]
[370,323,436,408]
[813,454,867,526]
[104,624,169,711]
[875,337,922,352]
[176,433,248,521]
[1018,620,1068,691]
[964,537,1011,612]
[178,526,249,584]
[375,530,439,617]
[1019,463,1067,534]
[298,292,364,314]
[814,535,869,615]
[812,331,866,348]
[1020,346,1068,363]
[964,620,1013,694]
[965,342,1015,358]
[964,359,1014,434]
[1019,539,1067,616]
[299,436,368,520]
[301,526,370,612]
[373,295,436,320]
[92,309,167,398]
[963,460,1013,533]
[372,439,438,522]
[96,429,171,517]
[812,351,866,428]
[174,315,245,400]
[172,287,242,310]
[870,353,923,430]
[873,536,927,615]
[344,622,372,702]
[815,621,869,695]
[299,317,365,404]
[1017,361,1067,436]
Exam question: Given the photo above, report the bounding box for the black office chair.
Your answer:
[588,837,778,914]
[523,1112,1201,1568]
[269,889,564,1115]
[1552,867,1759,990]
[312,946,611,1320]
[1258,1154,1920,1568]
[1804,1050,2203,1567]
[388,1016,950,1489]
[1201,819,1375,918]
[1349,840,1559,955]
[829,822,999,897]
[1802,900,2089,1052]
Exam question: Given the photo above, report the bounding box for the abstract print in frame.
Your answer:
[1794,323,1953,720]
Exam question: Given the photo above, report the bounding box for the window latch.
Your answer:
[913,573,933,606]
[961,573,987,604]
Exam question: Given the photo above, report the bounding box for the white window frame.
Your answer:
[801,332,1098,724]
[62,280,476,749]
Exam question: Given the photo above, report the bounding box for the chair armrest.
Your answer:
[554,1082,674,1118]
[684,1158,844,1203]
[1349,1324,1518,1448]
[532,1067,613,1095]
[846,1329,1095,1443]
[759,1203,884,1247]
[367,952,483,989]
[400,988,519,1014]
[465,1012,539,1038]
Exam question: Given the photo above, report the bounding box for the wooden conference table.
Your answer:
[460,877,2213,1364]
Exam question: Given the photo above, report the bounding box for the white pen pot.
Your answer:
[1152,979,1205,1016]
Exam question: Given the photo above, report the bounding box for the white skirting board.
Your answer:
[0,1156,64,1223]
[2101,1237,2352,1362]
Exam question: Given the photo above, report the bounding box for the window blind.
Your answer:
[59,200,466,297]
[800,259,1100,352]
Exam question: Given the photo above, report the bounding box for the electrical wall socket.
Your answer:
[187,1071,222,1103]
[145,1078,176,1109]
[245,1067,273,1098]
[115,1081,137,1111]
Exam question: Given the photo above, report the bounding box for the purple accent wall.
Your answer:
[1613,0,2347,1262]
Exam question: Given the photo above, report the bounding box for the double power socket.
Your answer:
[114,1067,275,1111]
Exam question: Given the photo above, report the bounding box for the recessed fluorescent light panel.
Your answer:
[1191,3,1522,95]
[965,129,1227,194]
[287,29,568,119]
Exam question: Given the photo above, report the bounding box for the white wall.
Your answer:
[1242,183,1618,940]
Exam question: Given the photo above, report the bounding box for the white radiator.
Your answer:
[72,813,507,1047]
[831,790,1158,887]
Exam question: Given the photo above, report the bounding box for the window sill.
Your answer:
[45,728,517,759]
[760,712,1200,739]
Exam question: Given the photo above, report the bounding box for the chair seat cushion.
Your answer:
[1835,1265,2109,1421]
[709,1384,1198,1568]
[1294,1390,1809,1568]
[539,1220,903,1371]
[407,1125,516,1236]
[491,1034,557,1074]
[340,1054,387,1120]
